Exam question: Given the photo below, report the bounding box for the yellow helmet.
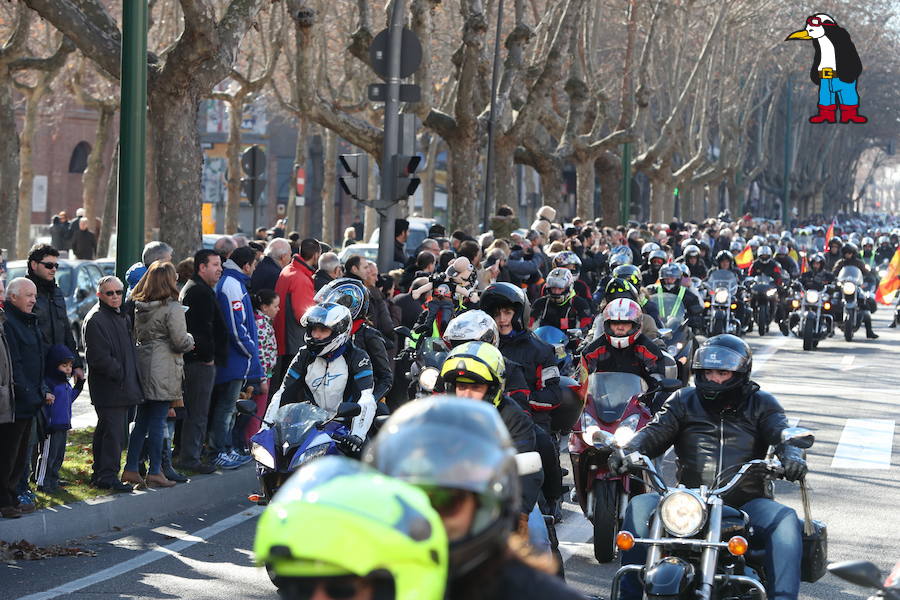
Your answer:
[439,342,506,406]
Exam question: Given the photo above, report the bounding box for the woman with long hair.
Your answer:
[122,261,194,488]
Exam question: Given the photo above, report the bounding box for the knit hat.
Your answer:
[536,205,556,223]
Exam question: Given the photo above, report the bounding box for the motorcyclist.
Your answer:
[610,334,808,600]
[315,278,393,403]
[831,243,879,340]
[747,246,785,285]
[606,269,663,332]
[677,244,708,279]
[775,245,800,279]
[823,237,843,271]
[647,263,704,331]
[799,253,835,291]
[255,456,448,600]
[552,250,593,306]
[530,268,593,331]
[641,249,667,287]
[364,397,587,600]
[640,242,660,266]
[875,236,895,264]
[860,237,877,269]
[264,303,376,454]
[581,298,664,387]
[711,250,743,279]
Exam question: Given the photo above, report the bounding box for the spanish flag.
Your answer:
[825,220,836,247]
[735,245,754,270]
[875,247,900,305]
[800,254,809,274]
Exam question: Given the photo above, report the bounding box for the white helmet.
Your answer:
[301,302,353,357]
[443,310,500,348]
[602,298,643,349]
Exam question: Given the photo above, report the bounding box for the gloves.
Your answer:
[782,456,808,482]
[607,452,629,476]
[342,435,364,456]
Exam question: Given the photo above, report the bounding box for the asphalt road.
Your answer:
[5,311,899,600]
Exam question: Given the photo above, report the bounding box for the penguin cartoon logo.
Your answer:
[786,14,867,125]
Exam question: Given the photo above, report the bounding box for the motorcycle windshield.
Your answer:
[648,292,688,329]
[837,266,864,285]
[587,372,648,423]
[707,270,738,293]
[274,403,331,448]
[753,274,774,286]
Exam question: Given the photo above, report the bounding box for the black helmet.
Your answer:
[604,277,639,304]
[842,242,859,258]
[828,237,843,250]
[479,282,527,331]
[809,253,825,271]
[715,250,734,267]
[612,264,642,289]
[692,334,752,404]
[363,396,519,580]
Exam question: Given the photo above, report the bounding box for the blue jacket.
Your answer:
[3,302,48,419]
[43,344,84,431]
[215,260,264,384]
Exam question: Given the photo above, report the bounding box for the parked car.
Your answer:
[368,217,439,260]
[5,259,104,350]
[338,243,379,265]
[95,258,116,276]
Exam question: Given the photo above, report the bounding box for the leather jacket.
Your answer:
[530,295,593,331]
[624,384,802,507]
[498,330,563,423]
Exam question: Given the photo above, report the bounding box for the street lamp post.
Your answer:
[482,0,505,232]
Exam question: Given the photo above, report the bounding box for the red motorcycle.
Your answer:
[568,371,663,563]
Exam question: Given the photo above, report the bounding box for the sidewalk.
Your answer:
[0,465,257,546]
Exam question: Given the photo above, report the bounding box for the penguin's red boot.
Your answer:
[808,104,837,123]
[839,105,868,124]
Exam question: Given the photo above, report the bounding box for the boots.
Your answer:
[809,104,837,123]
[121,470,146,488]
[145,473,176,488]
[161,440,189,483]
[840,105,868,124]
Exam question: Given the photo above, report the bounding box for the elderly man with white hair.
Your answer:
[313,252,343,292]
[125,241,174,291]
[250,238,292,293]
[1,278,51,517]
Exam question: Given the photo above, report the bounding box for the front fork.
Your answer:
[697,498,723,600]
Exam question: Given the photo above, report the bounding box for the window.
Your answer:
[69,141,92,173]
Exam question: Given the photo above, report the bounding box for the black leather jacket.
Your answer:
[353,323,393,402]
[624,384,801,507]
[799,269,835,291]
[498,330,563,423]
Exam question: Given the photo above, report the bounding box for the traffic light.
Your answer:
[338,154,368,201]
[393,154,421,200]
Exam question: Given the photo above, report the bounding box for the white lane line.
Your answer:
[557,502,594,563]
[831,419,895,470]
[19,506,264,600]
[839,355,856,371]
[788,417,799,428]
[751,336,789,373]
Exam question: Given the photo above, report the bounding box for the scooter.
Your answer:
[567,372,681,563]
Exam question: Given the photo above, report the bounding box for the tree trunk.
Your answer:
[149,88,204,261]
[0,69,19,259]
[492,137,517,215]
[597,154,621,227]
[321,129,336,245]
[535,161,563,213]
[98,143,119,258]
[82,105,115,224]
[145,114,159,242]
[448,138,480,232]
[649,176,674,224]
[574,157,595,221]
[225,97,243,234]
[16,84,46,258]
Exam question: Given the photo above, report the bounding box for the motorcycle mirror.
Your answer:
[781,427,815,449]
[394,326,414,340]
[515,451,543,476]
[827,560,884,589]
[658,378,683,393]
[335,402,363,419]
[236,399,257,416]
[566,328,584,339]
[657,328,673,337]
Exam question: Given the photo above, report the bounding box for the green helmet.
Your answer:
[255,456,447,600]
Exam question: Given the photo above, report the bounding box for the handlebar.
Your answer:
[624,453,784,497]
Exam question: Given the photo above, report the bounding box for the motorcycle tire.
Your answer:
[844,310,855,342]
[802,319,816,351]
[757,305,769,336]
[591,479,619,563]
[710,315,725,336]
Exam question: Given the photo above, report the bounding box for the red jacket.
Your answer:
[274,256,316,356]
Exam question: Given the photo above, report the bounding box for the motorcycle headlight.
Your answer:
[805,290,820,304]
[581,411,602,446]
[418,367,440,392]
[714,289,729,304]
[289,443,330,469]
[842,281,857,296]
[251,441,276,470]
[659,491,707,537]
[766,288,778,297]
[614,413,642,447]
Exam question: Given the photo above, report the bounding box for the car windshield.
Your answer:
[6,264,74,296]
[274,403,330,448]
[587,372,647,423]
[340,246,379,263]
[837,266,864,285]
[647,290,687,328]
[707,269,738,292]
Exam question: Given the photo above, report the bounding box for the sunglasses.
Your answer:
[104,290,125,297]
[423,487,471,517]
[806,16,835,27]
[286,576,369,599]
[39,261,59,270]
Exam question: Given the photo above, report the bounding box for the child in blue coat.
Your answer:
[36,345,84,492]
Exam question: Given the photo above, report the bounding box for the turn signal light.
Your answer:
[727,535,749,556]
[616,531,636,551]
[248,494,261,503]
[824,302,831,310]
[791,300,800,308]
[704,301,711,308]
[730,303,738,309]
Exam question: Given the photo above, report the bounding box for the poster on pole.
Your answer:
[32,175,48,213]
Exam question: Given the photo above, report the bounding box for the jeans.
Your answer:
[36,430,68,490]
[124,402,170,476]
[818,77,859,106]
[179,361,216,464]
[620,493,802,600]
[208,379,243,455]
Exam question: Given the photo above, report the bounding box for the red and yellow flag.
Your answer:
[825,220,836,247]
[875,247,900,305]
[800,254,809,274]
[735,245,754,269]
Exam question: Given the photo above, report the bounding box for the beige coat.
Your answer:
[133,300,194,402]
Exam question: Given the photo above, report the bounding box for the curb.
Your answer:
[0,466,257,546]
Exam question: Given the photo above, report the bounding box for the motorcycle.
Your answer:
[533,325,589,433]
[835,266,865,342]
[703,270,744,337]
[828,559,900,600]
[789,283,835,351]
[646,291,696,386]
[608,427,820,600]
[241,400,361,505]
[568,372,680,563]
[394,326,450,398]
[745,274,778,336]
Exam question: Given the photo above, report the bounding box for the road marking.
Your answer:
[839,355,856,371]
[831,419,895,470]
[19,506,264,600]
[788,417,800,428]
[751,336,789,373]
[557,502,594,563]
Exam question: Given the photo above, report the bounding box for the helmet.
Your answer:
[678,263,691,278]
[604,277,639,304]
[775,245,789,256]
[861,237,874,249]
[809,253,825,270]
[534,326,572,373]
[641,242,660,262]
[552,250,582,274]
[545,267,575,304]
[480,282,527,331]
[255,456,448,599]
[363,397,519,580]
[443,310,499,348]
[729,240,744,253]
[647,249,667,268]
[439,342,506,406]
[692,334,752,405]
[878,235,891,246]
[715,250,734,267]
[683,245,701,261]
[301,302,352,357]
[842,242,859,258]
[612,264,642,289]
[602,298,642,349]
[608,248,633,269]
[314,277,370,321]
[828,237,843,249]
[757,246,773,262]
[659,263,682,293]
[747,238,761,250]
